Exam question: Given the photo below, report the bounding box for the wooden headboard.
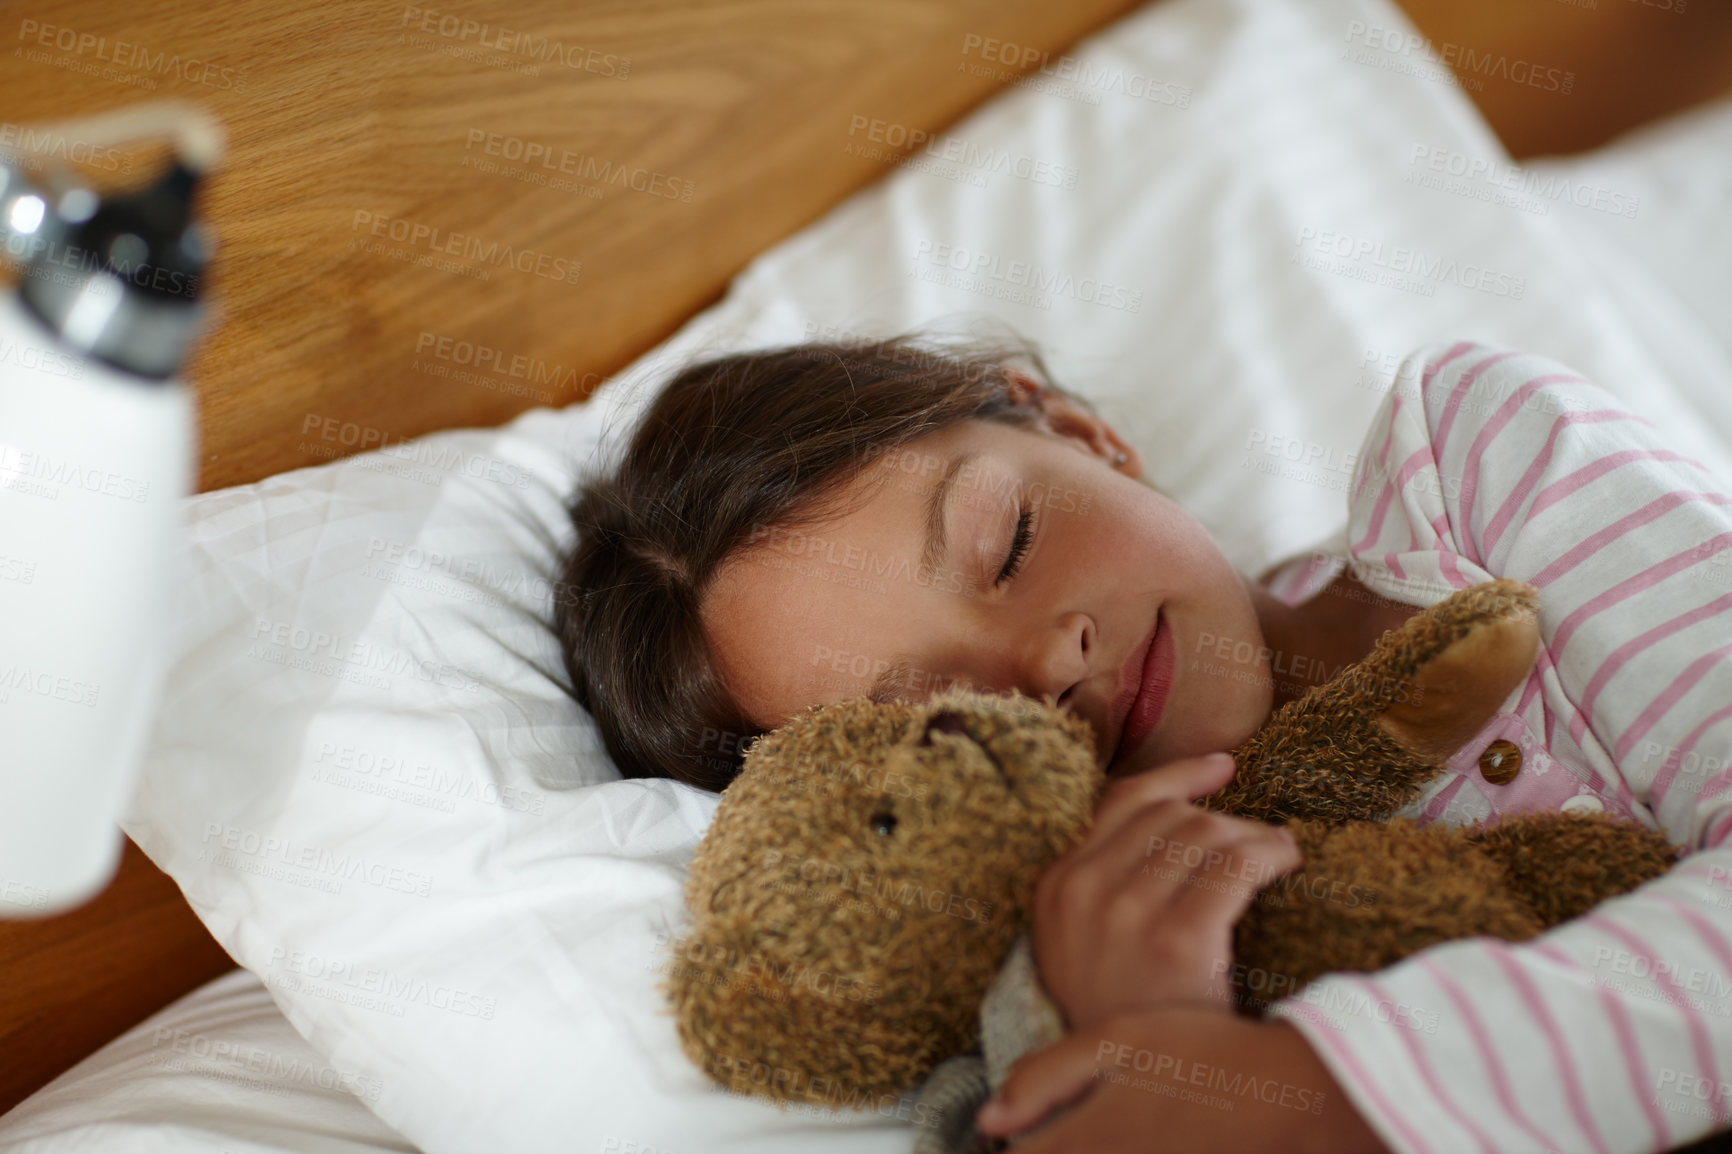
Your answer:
[3,0,1730,1118]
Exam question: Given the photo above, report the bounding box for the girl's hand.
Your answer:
[975,1006,1392,1154]
[1031,753,1301,1030]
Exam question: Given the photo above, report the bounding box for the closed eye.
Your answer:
[996,505,1034,586]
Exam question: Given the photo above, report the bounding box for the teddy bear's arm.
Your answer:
[1205,580,1541,825]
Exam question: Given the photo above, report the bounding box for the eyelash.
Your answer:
[996,506,1034,586]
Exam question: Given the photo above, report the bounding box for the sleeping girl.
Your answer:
[555,334,1732,1153]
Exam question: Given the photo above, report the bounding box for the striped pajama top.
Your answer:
[1260,341,1732,1154]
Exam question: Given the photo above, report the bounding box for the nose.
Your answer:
[922,613,1093,712]
[1026,611,1092,706]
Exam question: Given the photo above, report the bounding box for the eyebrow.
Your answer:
[867,449,978,705]
[920,448,978,582]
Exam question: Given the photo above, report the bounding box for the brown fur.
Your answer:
[665,578,1686,1113]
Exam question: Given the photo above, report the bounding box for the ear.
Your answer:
[1005,369,1143,479]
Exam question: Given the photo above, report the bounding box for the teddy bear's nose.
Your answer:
[921,710,1009,784]
[922,711,973,743]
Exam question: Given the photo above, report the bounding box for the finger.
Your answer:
[1157,827,1302,940]
[1047,805,1285,923]
[1088,752,1236,845]
[1165,825,1302,908]
[975,1028,1112,1138]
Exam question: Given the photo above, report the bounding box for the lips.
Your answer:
[1113,610,1175,765]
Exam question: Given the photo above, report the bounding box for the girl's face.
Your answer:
[701,392,1275,778]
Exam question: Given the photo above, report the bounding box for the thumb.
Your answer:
[974,1029,1110,1138]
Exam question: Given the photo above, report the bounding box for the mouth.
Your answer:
[1110,609,1175,768]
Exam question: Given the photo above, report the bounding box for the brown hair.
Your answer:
[554,332,1082,792]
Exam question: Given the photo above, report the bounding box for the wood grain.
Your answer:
[1397,0,1732,158]
[0,839,234,1112]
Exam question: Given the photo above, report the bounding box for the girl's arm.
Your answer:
[979,1007,1391,1154]
[1264,343,1732,1153]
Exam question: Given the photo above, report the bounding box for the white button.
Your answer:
[1561,795,1605,815]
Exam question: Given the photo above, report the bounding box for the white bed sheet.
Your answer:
[0,969,417,1154]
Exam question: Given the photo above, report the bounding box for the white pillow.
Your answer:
[0,969,416,1154]
[116,0,1732,1151]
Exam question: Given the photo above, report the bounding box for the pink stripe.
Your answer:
[1517,664,1545,715]
[1457,376,1550,568]
[1707,809,1732,850]
[1437,548,1468,591]
[1672,704,1732,816]
[1419,957,1563,1151]
[1553,533,1732,662]
[1524,646,1624,806]
[1591,915,1726,1129]
[1486,950,1612,1154]
[1613,635,1732,762]
[1529,448,1701,525]
[1280,998,1436,1154]
[1421,342,1479,393]
[1433,350,1519,466]
[1354,484,1398,558]
[1530,941,1672,1151]
[1354,446,1435,557]
[1482,410,1653,560]
[1530,492,1732,590]
[1359,976,1499,1153]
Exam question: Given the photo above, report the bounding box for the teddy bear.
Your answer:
[661,578,1689,1150]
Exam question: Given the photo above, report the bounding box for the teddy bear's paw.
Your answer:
[1365,579,1540,763]
[911,1055,991,1154]
[1466,810,1683,927]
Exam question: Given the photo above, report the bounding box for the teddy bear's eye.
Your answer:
[870,812,897,837]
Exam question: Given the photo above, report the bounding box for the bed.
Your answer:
[3,0,1732,1149]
